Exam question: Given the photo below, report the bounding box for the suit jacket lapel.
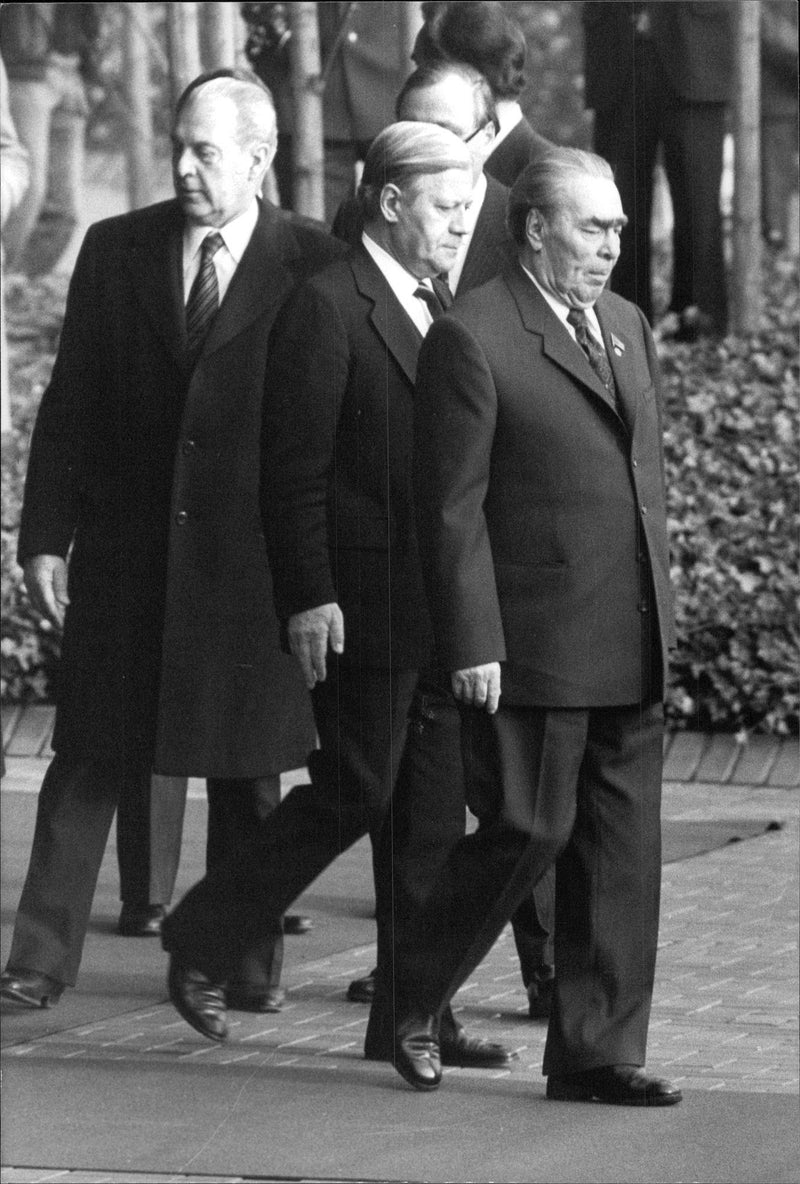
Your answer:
[458,174,510,293]
[506,264,624,423]
[127,200,186,366]
[351,248,421,386]
[202,201,297,359]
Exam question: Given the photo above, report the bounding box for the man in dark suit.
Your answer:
[161,122,513,1075]
[330,57,557,1019]
[385,147,682,1107]
[0,70,343,1012]
[411,0,553,189]
[582,1,736,339]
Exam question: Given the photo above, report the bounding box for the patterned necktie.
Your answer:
[186,231,224,356]
[567,306,618,408]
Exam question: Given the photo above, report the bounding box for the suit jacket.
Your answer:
[582,1,736,112]
[413,263,674,707]
[19,199,345,775]
[261,247,433,670]
[485,116,554,189]
[331,174,515,296]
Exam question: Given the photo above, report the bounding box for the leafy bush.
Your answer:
[1,256,797,734]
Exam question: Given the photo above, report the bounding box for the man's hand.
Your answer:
[451,662,501,713]
[23,555,70,629]
[287,603,344,688]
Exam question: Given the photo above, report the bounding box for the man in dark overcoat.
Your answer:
[0,70,344,1011]
[385,148,682,1106]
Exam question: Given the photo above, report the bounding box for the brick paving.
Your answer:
[1,759,797,1182]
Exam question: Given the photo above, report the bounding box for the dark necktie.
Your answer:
[414,278,452,321]
[567,306,618,407]
[186,231,224,356]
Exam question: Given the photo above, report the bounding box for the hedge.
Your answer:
[2,255,798,734]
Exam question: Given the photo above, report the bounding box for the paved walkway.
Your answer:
[1,753,798,1183]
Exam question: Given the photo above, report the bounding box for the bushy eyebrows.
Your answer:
[586,214,629,229]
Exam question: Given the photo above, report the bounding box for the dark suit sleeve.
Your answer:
[260,278,350,621]
[18,223,106,562]
[413,315,507,671]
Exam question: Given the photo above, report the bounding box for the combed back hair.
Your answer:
[395,61,499,136]
[431,1,528,100]
[174,68,277,151]
[507,149,615,244]
[357,121,471,222]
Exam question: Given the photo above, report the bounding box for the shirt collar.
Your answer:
[183,199,260,267]
[491,101,524,151]
[520,263,604,341]
[361,231,428,298]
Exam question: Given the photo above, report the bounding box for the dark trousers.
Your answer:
[593,39,728,332]
[372,674,553,985]
[6,755,284,987]
[162,660,420,982]
[391,702,664,1075]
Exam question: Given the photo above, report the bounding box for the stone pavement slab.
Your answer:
[1,763,798,1182]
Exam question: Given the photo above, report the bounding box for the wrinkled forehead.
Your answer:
[402,165,474,202]
[563,173,624,222]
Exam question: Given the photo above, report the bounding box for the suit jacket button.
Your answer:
[639,601,649,613]
[176,510,188,525]
[632,458,639,468]
[640,504,648,515]
[182,439,196,455]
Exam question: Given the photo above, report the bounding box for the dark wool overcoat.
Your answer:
[19,198,345,777]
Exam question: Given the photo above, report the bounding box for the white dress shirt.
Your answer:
[521,263,606,348]
[182,199,260,305]
[362,232,439,336]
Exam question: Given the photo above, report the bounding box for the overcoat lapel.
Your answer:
[127,200,186,366]
[505,263,625,424]
[350,248,421,385]
[202,202,297,358]
[595,296,639,432]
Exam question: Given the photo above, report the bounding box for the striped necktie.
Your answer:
[566,306,618,408]
[414,278,453,321]
[186,231,224,357]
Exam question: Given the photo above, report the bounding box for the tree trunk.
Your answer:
[287,2,325,222]
[123,3,154,211]
[167,2,202,107]
[732,1,762,334]
[200,2,239,71]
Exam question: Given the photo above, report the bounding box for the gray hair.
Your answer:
[174,69,277,152]
[507,148,615,244]
[357,120,472,222]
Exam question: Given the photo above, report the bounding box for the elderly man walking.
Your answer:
[162,122,514,1075]
[385,147,681,1106]
[0,70,343,1012]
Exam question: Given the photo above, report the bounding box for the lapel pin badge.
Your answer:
[611,333,625,356]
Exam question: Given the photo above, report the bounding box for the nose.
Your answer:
[174,146,195,178]
[450,205,469,235]
[600,228,621,260]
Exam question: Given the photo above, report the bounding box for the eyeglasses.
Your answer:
[462,121,489,144]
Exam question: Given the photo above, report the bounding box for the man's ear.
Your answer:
[525,208,545,249]
[250,141,274,184]
[379,183,403,225]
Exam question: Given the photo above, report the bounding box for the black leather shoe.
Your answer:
[547,1064,683,1106]
[282,914,312,935]
[1,968,64,1008]
[167,957,228,1042]
[118,904,166,937]
[441,1031,517,1068]
[527,970,554,1020]
[226,986,285,1013]
[393,1013,442,1092]
[347,969,376,1002]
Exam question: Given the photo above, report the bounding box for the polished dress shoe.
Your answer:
[282,914,312,935]
[546,1064,683,1106]
[226,985,285,1013]
[347,968,376,1002]
[1,968,64,1009]
[167,957,228,1042]
[118,904,166,937]
[527,970,554,1020]
[393,1012,442,1092]
[441,1030,516,1068]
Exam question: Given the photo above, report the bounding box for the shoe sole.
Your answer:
[546,1082,682,1106]
[1,985,60,1009]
